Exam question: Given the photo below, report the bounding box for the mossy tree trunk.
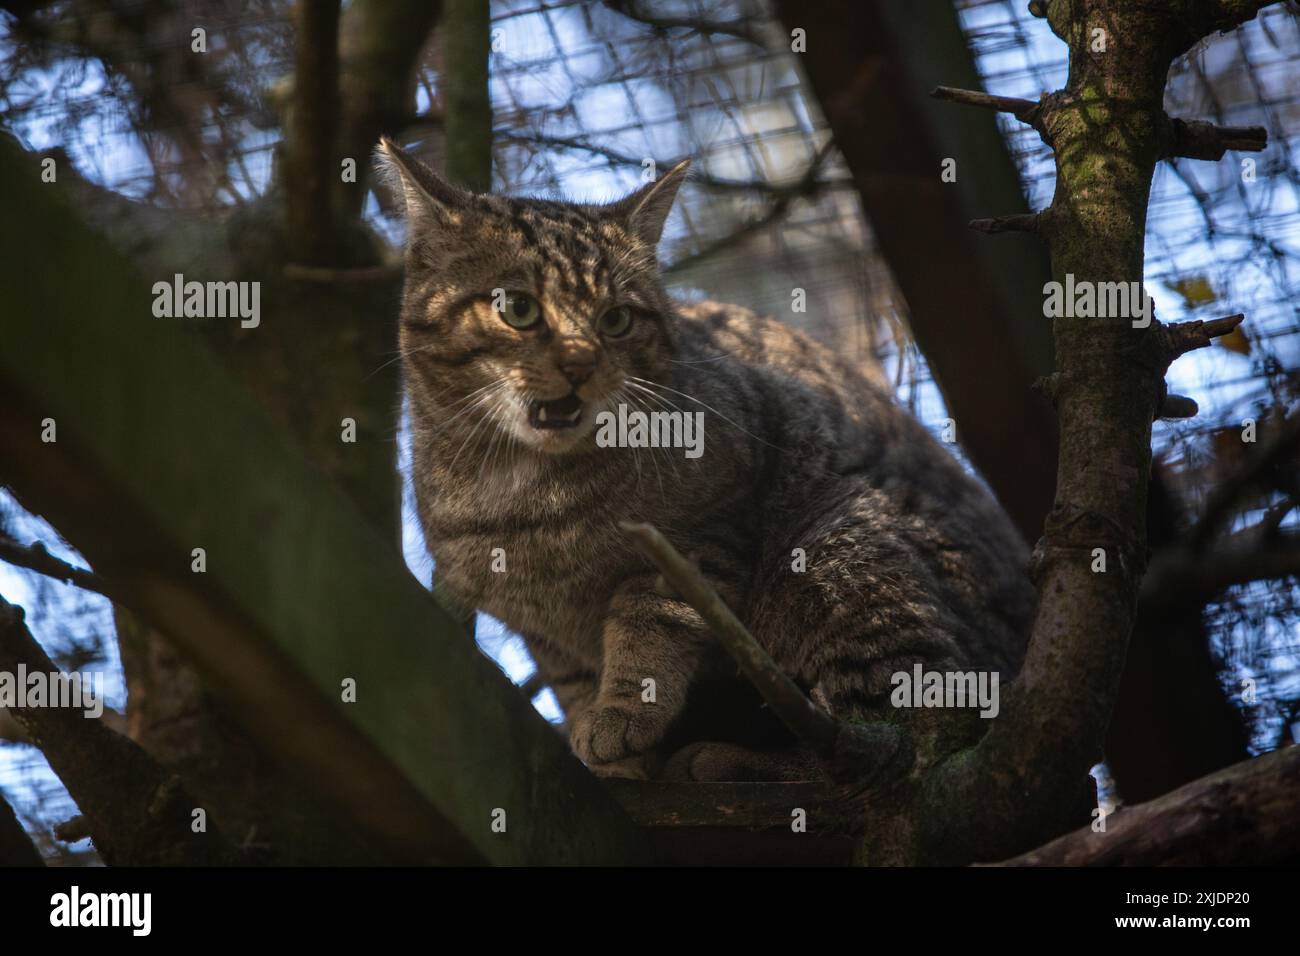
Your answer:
[914,0,1277,863]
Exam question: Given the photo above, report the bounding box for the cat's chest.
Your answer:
[421,469,636,642]
[434,522,628,647]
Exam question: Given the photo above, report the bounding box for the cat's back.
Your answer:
[672,298,889,399]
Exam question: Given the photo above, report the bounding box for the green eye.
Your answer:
[500,292,541,329]
[600,306,633,337]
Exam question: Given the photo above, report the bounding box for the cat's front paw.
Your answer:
[570,703,665,766]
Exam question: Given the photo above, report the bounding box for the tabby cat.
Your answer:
[378,138,1035,781]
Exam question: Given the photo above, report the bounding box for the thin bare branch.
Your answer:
[619,522,905,782]
[620,523,837,751]
[930,85,1043,127]
[603,0,769,47]
[1191,411,1300,550]
[0,533,115,601]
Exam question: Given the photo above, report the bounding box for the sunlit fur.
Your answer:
[380,139,1036,781]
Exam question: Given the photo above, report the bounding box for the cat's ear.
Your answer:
[607,159,691,247]
[375,137,471,228]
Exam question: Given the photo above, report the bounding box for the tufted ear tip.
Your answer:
[609,158,692,247]
[373,137,471,227]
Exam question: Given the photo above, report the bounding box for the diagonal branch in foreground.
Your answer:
[619,522,906,782]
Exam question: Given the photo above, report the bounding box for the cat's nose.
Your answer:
[560,356,596,387]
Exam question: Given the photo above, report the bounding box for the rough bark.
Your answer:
[915,0,1279,865]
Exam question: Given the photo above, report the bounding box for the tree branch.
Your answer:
[0,592,236,865]
[285,0,341,265]
[1167,118,1267,161]
[0,532,115,602]
[969,212,1044,235]
[665,141,838,276]
[995,745,1300,865]
[619,522,905,782]
[930,85,1044,128]
[917,0,1283,864]
[1157,312,1245,361]
[441,0,492,193]
[1142,532,1300,616]
[602,0,769,47]
[1190,411,1300,550]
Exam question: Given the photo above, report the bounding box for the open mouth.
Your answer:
[527,391,584,430]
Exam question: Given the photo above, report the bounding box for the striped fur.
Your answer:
[378,139,1035,780]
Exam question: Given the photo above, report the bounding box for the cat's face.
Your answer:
[379,138,688,456]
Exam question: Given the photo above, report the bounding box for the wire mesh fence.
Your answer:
[2,0,1299,858]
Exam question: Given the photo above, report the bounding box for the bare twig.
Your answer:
[0,533,115,601]
[496,132,854,195]
[619,524,836,751]
[1190,412,1300,550]
[602,0,769,47]
[665,140,839,276]
[930,85,1043,128]
[619,522,905,781]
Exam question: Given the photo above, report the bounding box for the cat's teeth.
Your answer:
[538,406,549,422]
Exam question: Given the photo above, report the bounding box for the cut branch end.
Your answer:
[969,212,1042,235]
[1168,119,1268,161]
[1157,393,1199,419]
[1160,312,1245,363]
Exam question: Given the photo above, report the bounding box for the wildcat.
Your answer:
[378,138,1036,781]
